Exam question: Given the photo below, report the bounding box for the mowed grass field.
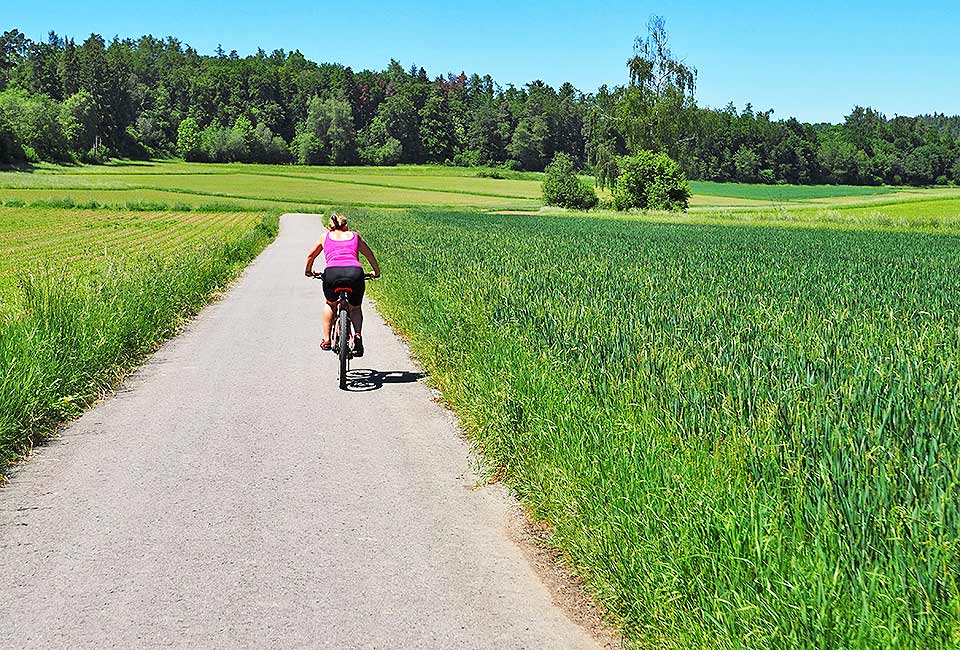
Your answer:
[6,159,960,215]
[0,161,544,211]
[2,161,959,648]
[0,207,261,300]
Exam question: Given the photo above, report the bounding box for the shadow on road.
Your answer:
[345,368,426,392]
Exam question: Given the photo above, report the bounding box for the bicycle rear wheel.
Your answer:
[337,308,350,390]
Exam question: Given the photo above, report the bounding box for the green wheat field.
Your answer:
[1,161,958,648]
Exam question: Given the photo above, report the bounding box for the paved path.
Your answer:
[0,214,598,649]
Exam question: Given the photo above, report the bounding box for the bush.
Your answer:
[612,150,690,212]
[200,122,248,163]
[359,138,402,166]
[758,168,776,185]
[502,159,522,171]
[248,123,290,164]
[82,145,111,164]
[452,149,482,167]
[542,152,598,210]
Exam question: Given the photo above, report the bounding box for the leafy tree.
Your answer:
[0,89,70,161]
[465,99,504,164]
[247,122,290,163]
[292,96,356,165]
[323,98,356,165]
[618,16,697,162]
[613,150,689,212]
[233,115,256,153]
[0,102,23,164]
[176,117,203,161]
[59,90,97,154]
[419,91,454,162]
[358,115,402,166]
[377,91,421,163]
[200,121,247,162]
[732,146,760,183]
[542,152,598,209]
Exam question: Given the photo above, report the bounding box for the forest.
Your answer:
[2,23,959,186]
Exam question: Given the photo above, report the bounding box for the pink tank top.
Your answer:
[323,231,362,268]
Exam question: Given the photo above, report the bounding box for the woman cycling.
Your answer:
[304,212,381,356]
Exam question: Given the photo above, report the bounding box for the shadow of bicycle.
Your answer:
[345,368,426,392]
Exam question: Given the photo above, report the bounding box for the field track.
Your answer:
[0,214,598,648]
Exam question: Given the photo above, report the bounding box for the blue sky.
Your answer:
[6,0,958,123]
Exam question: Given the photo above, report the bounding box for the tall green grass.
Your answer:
[0,215,278,468]
[358,208,960,649]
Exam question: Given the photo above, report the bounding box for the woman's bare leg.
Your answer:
[322,303,334,342]
[349,305,363,335]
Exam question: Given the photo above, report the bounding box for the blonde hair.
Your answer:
[328,212,348,231]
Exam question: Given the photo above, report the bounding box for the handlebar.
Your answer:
[306,271,380,280]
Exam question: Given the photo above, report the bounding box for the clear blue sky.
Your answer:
[6,0,958,123]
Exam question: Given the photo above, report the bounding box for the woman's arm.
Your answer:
[305,239,324,276]
[357,236,381,277]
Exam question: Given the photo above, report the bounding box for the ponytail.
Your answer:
[328,212,348,231]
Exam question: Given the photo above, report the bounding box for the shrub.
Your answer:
[758,168,776,185]
[82,145,110,164]
[248,123,290,164]
[542,152,598,210]
[359,138,402,166]
[200,122,248,163]
[612,150,690,212]
[596,197,615,211]
[502,159,522,171]
[452,149,482,167]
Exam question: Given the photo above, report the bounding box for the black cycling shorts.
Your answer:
[322,266,365,306]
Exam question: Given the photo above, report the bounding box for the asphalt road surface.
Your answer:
[0,213,599,649]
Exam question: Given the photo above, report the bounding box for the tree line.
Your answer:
[2,22,959,186]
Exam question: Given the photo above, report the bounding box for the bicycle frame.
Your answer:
[330,289,354,357]
[310,271,374,390]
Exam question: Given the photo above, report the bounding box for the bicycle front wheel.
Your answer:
[337,308,350,390]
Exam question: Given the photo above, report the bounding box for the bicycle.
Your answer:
[310,272,375,390]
